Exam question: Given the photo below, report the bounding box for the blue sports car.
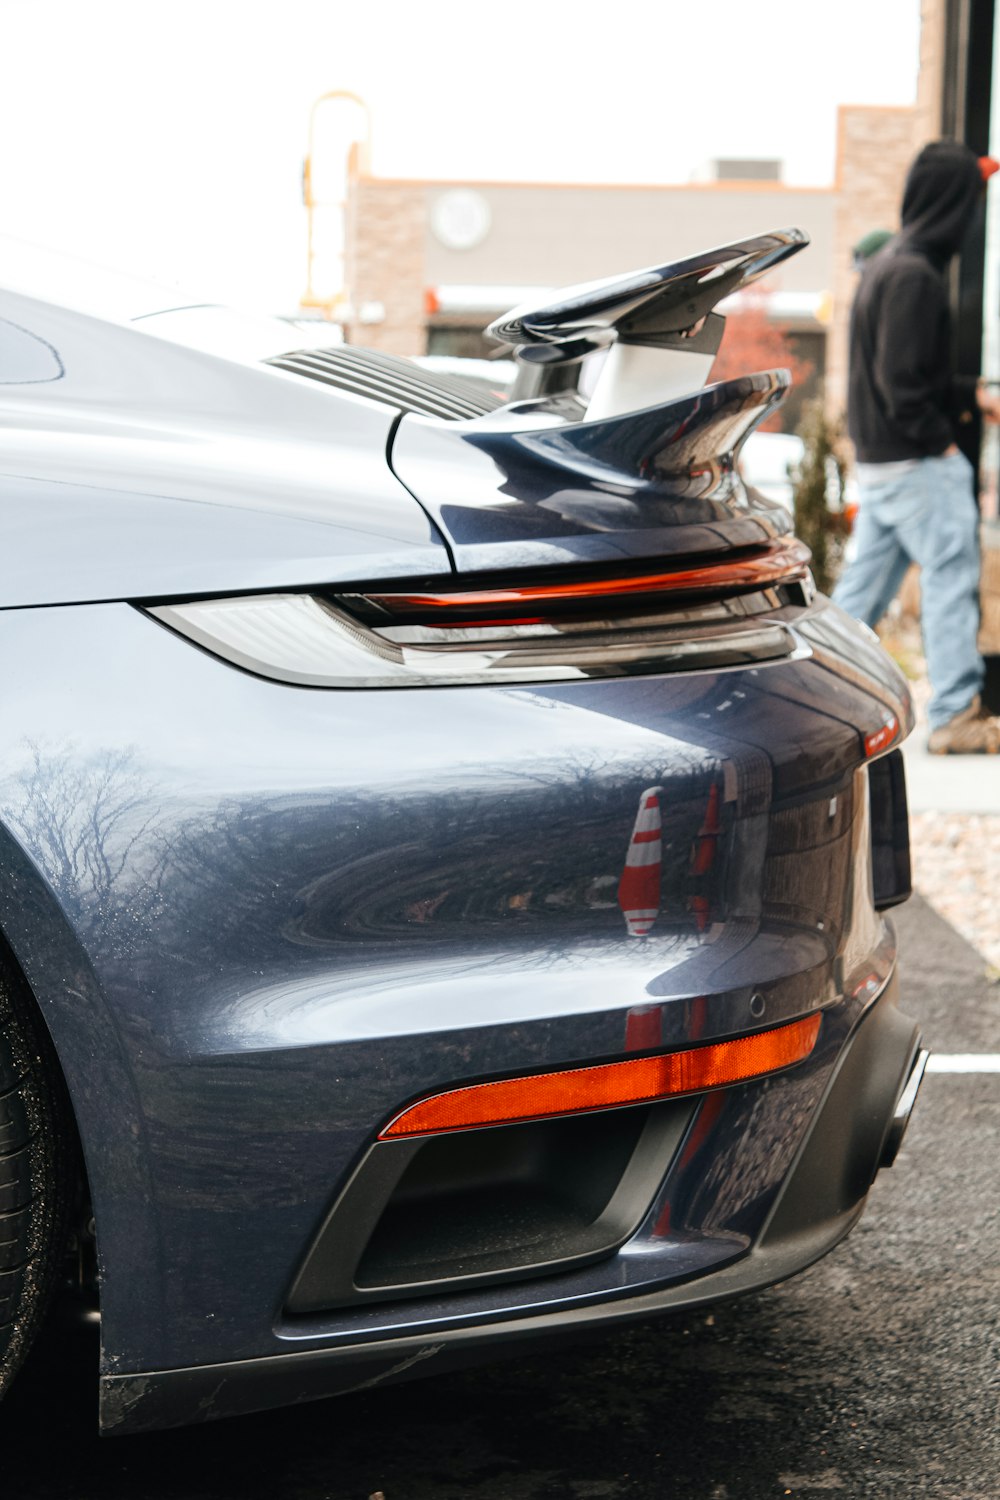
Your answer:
[0,229,925,1432]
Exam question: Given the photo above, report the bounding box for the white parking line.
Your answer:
[925,1054,1000,1073]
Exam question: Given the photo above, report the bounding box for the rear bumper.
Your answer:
[0,598,919,1427]
[99,976,923,1434]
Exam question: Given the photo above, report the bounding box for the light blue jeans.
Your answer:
[832,451,983,729]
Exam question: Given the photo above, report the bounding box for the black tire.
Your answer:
[0,957,72,1397]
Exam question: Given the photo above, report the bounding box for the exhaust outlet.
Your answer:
[880,1047,930,1169]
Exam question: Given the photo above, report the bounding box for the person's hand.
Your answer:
[976,384,1000,424]
[943,443,961,456]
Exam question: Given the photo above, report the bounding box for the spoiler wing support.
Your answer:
[487,228,809,419]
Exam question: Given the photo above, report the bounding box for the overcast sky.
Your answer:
[2,0,921,311]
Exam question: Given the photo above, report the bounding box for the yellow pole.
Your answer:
[301,90,371,317]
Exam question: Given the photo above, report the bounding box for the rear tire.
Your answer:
[0,959,72,1397]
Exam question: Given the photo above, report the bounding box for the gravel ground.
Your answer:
[880,621,1000,974]
[910,810,1000,974]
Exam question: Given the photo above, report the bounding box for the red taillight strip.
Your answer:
[378,1013,822,1139]
[362,538,811,619]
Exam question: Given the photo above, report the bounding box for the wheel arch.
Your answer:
[0,817,164,1372]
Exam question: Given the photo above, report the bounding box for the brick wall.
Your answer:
[826,105,918,423]
[342,177,427,355]
[341,176,836,362]
[981,532,1000,652]
[915,0,946,146]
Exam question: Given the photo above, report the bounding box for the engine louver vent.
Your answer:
[266,347,505,420]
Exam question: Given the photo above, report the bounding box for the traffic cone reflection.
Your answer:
[618,787,662,937]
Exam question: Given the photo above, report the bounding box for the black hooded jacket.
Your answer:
[847,140,984,462]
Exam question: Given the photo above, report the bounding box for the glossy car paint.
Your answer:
[0,271,919,1431]
[390,373,794,574]
[0,290,448,606]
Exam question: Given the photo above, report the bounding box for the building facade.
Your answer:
[334,0,982,442]
[341,167,836,425]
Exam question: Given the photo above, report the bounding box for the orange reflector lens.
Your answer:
[864,714,900,758]
[379,1013,822,1139]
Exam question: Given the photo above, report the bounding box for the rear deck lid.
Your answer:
[390,369,796,576]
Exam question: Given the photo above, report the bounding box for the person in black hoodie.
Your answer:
[833,139,1000,753]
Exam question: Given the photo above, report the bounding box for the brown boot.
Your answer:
[927,696,1000,754]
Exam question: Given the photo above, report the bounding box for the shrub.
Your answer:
[791,399,852,595]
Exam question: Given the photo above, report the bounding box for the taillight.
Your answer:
[345,537,811,626]
[144,537,812,688]
[146,592,805,690]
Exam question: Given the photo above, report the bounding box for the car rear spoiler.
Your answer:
[390,367,793,574]
[486,228,809,419]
